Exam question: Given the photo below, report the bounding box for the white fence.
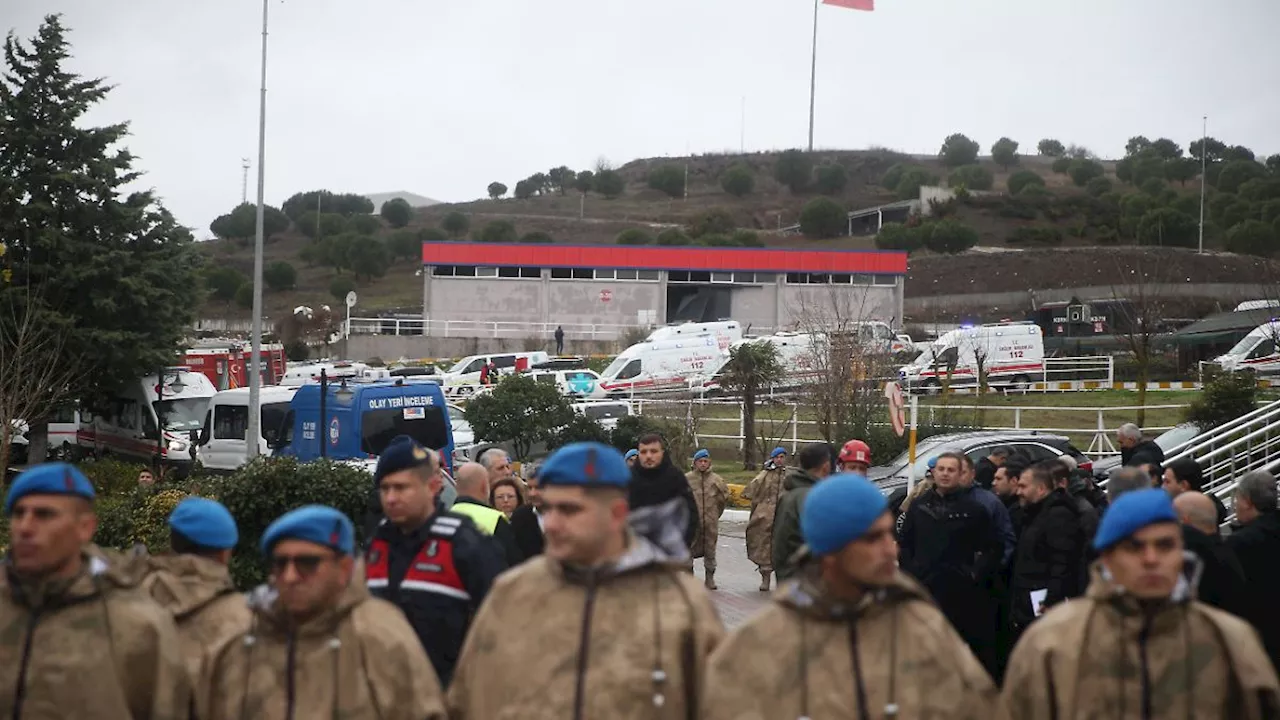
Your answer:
[346,317,644,340]
[633,398,1189,459]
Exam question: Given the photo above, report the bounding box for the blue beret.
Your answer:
[539,442,630,489]
[5,463,95,514]
[169,497,238,550]
[801,473,888,555]
[771,447,787,459]
[374,435,433,485]
[261,505,355,556]
[693,449,710,461]
[1094,488,1178,552]
[624,449,639,461]
[927,456,938,470]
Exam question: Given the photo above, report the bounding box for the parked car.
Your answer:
[1091,422,1202,483]
[868,430,1091,494]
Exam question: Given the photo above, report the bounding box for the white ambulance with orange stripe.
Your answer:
[77,367,216,473]
[598,336,728,396]
[899,322,1045,393]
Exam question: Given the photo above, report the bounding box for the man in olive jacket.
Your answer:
[771,442,833,581]
[0,463,191,719]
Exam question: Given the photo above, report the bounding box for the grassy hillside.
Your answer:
[197,146,1280,321]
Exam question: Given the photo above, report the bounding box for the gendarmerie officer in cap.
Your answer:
[364,435,505,687]
[447,441,724,718]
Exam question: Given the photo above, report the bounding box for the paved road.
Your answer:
[695,513,773,630]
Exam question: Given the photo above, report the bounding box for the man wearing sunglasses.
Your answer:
[197,504,445,719]
[0,462,191,718]
[365,435,506,687]
[447,442,725,718]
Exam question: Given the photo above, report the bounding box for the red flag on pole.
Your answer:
[823,0,874,10]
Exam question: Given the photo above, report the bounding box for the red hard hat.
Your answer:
[839,439,872,465]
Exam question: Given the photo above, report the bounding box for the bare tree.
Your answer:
[788,284,897,445]
[0,290,86,471]
[1109,252,1172,426]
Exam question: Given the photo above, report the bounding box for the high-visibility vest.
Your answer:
[450,500,504,536]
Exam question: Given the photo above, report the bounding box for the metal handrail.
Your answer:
[1164,398,1280,467]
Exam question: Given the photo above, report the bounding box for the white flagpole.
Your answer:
[807,0,819,152]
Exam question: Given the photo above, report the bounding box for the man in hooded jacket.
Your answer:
[772,442,834,582]
[1000,489,1280,719]
[0,463,191,719]
[686,448,729,589]
[197,504,446,720]
[141,497,251,684]
[447,442,725,719]
[629,432,698,547]
[703,473,998,719]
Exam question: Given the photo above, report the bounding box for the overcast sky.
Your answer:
[5,0,1279,238]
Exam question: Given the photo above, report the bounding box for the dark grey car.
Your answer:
[869,430,1091,494]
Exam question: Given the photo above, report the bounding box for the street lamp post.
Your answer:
[1197,115,1207,255]
[247,0,270,462]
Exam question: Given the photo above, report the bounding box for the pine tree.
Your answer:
[0,15,202,455]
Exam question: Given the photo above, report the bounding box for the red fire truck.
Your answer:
[182,339,287,390]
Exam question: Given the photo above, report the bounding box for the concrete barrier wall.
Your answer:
[342,335,622,362]
[905,283,1265,315]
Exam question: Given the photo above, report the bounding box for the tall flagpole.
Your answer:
[247,0,269,461]
[807,0,819,152]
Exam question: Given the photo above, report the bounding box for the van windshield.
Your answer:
[154,398,209,431]
[602,355,629,379]
[361,406,450,456]
[911,342,947,367]
[1226,334,1262,357]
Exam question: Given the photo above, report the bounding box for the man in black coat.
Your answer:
[629,432,698,547]
[974,446,1010,491]
[1118,422,1165,469]
[899,451,1006,677]
[1162,458,1228,525]
[1228,470,1280,671]
[508,464,545,562]
[1008,463,1085,643]
[1174,491,1251,620]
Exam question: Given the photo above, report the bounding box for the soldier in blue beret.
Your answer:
[0,462,191,716]
[198,504,447,718]
[1002,488,1280,718]
[141,496,251,683]
[447,442,725,718]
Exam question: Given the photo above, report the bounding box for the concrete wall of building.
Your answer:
[546,279,665,327]
[778,284,900,328]
[728,283,781,331]
[343,335,623,362]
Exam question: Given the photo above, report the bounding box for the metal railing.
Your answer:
[632,398,1188,458]
[1159,397,1280,519]
[346,317,649,340]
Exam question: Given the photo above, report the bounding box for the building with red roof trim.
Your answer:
[402,242,907,346]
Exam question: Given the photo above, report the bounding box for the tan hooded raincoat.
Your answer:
[447,525,725,720]
[685,468,728,561]
[742,465,786,569]
[1000,559,1280,719]
[0,551,191,719]
[141,554,251,682]
[196,578,445,720]
[703,569,998,720]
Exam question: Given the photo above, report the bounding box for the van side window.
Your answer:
[493,355,517,369]
[534,374,556,385]
[214,405,250,440]
[618,359,641,380]
[462,359,484,373]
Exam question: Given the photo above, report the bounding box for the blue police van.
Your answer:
[271,377,456,479]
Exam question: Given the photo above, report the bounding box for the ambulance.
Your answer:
[899,322,1045,393]
[77,368,217,472]
[1215,321,1280,376]
[644,321,742,352]
[599,336,728,396]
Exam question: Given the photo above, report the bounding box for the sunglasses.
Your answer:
[269,553,332,577]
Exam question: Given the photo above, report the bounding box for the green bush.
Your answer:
[798,197,846,238]
[1186,369,1257,430]
[875,222,925,252]
[947,164,994,191]
[193,457,374,588]
[687,208,737,238]
[814,164,849,194]
[731,229,764,247]
[720,164,755,197]
[615,228,653,245]
[78,458,152,496]
[1008,226,1064,246]
[1006,170,1045,196]
[656,228,692,246]
[647,164,686,199]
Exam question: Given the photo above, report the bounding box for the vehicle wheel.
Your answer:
[1011,374,1032,393]
[922,379,941,396]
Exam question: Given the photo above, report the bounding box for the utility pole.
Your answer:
[740,96,746,154]
[247,0,270,462]
[807,0,819,152]
[241,158,250,204]
[1197,115,1207,254]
